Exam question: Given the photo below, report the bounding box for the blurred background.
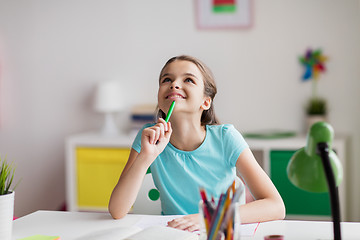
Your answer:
[0,0,359,221]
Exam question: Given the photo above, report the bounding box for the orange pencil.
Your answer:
[226,218,233,240]
[231,180,236,196]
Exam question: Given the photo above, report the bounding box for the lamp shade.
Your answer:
[94,81,124,113]
[287,122,343,192]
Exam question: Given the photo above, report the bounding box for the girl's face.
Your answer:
[157,60,211,117]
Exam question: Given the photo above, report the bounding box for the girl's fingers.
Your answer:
[147,123,165,144]
[167,214,200,232]
[164,122,172,138]
[184,223,200,232]
[167,218,185,228]
[153,127,160,144]
[145,128,156,144]
[157,118,168,131]
[167,216,198,232]
[155,124,164,143]
[143,119,171,145]
[158,122,166,138]
[154,119,170,143]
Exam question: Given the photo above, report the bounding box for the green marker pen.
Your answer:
[155,101,175,145]
[165,100,176,123]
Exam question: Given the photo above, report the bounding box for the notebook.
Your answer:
[125,226,198,240]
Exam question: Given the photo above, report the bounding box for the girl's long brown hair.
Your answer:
[157,55,219,125]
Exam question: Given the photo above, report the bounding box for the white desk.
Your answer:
[12,211,360,240]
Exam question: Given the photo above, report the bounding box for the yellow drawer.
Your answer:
[76,147,130,209]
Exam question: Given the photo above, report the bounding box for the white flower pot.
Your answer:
[0,191,15,240]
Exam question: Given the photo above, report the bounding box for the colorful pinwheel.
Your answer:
[299,48,328,81]
[299,48,328,116]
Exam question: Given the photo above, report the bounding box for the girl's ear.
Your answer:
[201,97,212,111]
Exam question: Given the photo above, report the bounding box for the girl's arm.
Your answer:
[108,119,172,219]
[108,149,150,219]
[236,148,286,223]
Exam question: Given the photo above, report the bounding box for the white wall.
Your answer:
[0,0,359,220]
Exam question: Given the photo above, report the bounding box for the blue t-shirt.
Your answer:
[132,123,249,215]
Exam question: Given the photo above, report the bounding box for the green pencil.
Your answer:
[165,101,176,122]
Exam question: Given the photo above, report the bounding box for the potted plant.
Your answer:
[0,157,18,240]
[306,98,327,115]
[299,48,328,130]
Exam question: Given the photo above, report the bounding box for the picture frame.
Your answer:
[195,0,253,29]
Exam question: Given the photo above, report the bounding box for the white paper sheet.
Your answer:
[134,215,181,229]
[240,222,260,236]
[134,215,259,237]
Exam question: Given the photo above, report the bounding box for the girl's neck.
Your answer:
[169,117,206,151]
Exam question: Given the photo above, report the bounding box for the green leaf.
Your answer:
[0,156,19,195]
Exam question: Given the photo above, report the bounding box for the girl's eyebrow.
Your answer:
[160,72,199,79]
[183,73,199,79]
[160,73,172,78]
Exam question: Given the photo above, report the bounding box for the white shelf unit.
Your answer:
[65,132,133,212]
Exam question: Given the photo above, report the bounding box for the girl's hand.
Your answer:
[167,214,200,232]
[140,118,172,160]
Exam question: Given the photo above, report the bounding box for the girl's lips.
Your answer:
[166,93,185,99]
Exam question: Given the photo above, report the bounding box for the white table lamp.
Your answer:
[94,80,124,136]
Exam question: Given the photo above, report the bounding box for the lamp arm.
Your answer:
[317,142,342,240]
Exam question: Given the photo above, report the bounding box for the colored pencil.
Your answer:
[199,181,242,240]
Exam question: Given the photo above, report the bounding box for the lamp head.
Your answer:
[94,80,124,136]
[94,80,123,113]
[287,122,343,192]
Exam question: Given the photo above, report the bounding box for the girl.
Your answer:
[109,55,285,231]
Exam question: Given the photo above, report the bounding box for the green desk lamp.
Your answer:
[287,122,343,240]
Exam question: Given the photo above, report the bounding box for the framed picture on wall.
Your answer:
[195,0,252,29]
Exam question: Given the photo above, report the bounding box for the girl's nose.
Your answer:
[170,81,180,89]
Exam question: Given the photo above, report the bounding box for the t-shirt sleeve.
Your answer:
[131,123,154,153]
[222,124,249,167]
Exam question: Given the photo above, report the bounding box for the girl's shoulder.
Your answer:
[206,124,242,141]
[207,123,237,133]
[206,124,248,152]
[207,124,246,141]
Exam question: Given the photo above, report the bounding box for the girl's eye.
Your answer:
[185,78,195,83]
[161,78,171,83]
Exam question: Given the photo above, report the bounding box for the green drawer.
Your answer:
[270,150,330,216]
